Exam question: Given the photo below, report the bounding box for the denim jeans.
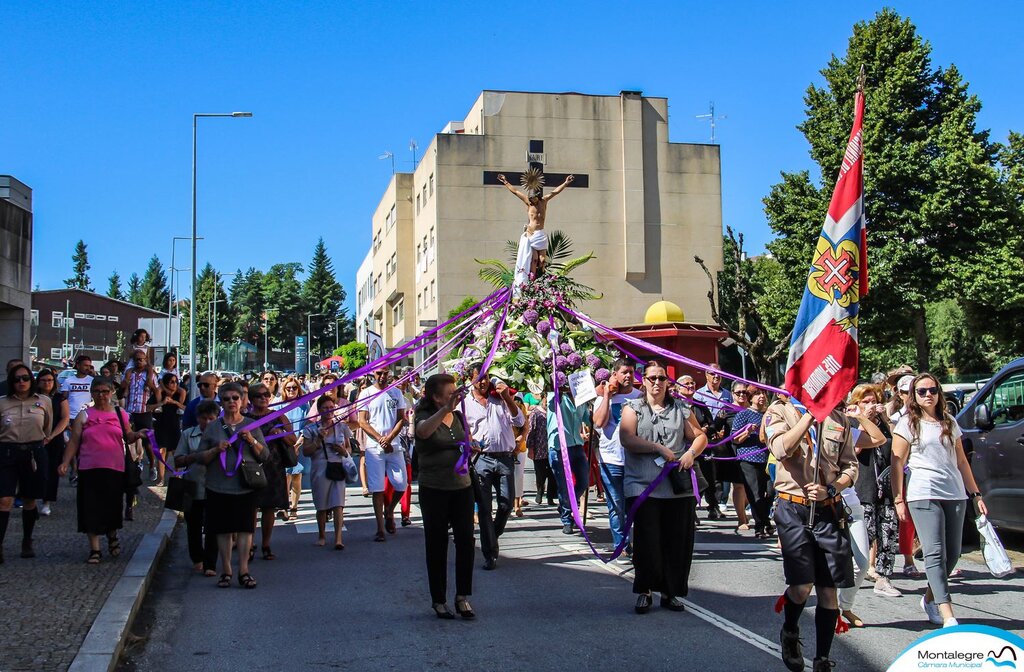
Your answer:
[600,462,627,548]
[549,445,589,527]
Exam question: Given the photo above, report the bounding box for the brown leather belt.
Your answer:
[777,492,844,507]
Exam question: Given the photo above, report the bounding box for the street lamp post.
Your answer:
[189,111,252,395]
[208,299,227,369]
[169,236,201,359]
[307,312,325,375]
[263,308,279,371]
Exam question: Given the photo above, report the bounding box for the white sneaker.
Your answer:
[942,618,959,628]
[874,577,901,597]
[39,502,52,516]
[921,595,943,625]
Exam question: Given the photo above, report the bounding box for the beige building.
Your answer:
[362,90,724,360]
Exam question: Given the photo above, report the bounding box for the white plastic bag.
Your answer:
[976,515,1014,578]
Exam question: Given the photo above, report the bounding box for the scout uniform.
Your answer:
[763,398,858,589]
[0,393,53,501]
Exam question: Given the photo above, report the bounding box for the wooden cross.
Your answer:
[482,139,590,189]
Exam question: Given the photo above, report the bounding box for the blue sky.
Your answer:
[3,1,1020,313]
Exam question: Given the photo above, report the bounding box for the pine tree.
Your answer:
[302,238,345,361]
[64,240,93,290]
[138,255,170,310]
[762,9,1011,372]
[193,264,232,369]
[107,272,125,301]
[127,274,143,305]
[231,268,265,343]
[262,262,305,349]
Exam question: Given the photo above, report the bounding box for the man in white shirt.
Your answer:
[463,364,524,570]
[592,358,642,558]
[61,355,95,421]
[357,366,408,542]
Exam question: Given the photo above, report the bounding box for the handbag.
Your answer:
[276,427,299,468]
[116,408,143,491]
[976,515,1013,578]
[324,443,348,481]
[165,476,197,512]
[240,460,267,489]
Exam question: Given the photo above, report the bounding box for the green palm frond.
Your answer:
[545,230,574,265]
[504,239,519,258]
[496,348,539,369]
[476,259,513,288]
[554,252,597,276]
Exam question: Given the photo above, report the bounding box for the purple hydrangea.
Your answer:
[585,354,601,368]
[555,372,568,388]
[555,355,569,370]
[537,321,551,336]
[522,308,540,325]
[560,343,572,354]
[595,368,611,383]
[567,353,583,368]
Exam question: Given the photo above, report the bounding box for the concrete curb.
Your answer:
[67,509,180,672]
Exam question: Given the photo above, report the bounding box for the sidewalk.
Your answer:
[0,478,168,672]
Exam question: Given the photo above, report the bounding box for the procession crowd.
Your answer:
[0,328,991,672]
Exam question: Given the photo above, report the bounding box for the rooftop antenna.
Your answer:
[409,139,418,168]
[379,150,395,174]
[695,101,727,143]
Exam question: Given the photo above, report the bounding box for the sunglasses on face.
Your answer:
[221,395,242,402]
[734,391,749,398]
[94,389,113,395]
[284,386,298,392]
[12,374,32,383]
[645,375,668,383]
[199,382,212,388]
[915,386,939,397]
[252,392,271,399]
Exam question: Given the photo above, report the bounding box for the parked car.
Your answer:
[943,381,984,415]
[957,358,1024,533]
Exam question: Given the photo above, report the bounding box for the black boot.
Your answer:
[21,508,38,558]
[0,510,9,563]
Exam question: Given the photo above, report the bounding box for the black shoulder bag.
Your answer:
[324,439,348,481]
[116,408,144,491]
[225,421,267,490]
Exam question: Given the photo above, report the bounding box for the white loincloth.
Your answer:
[513,228,548,291]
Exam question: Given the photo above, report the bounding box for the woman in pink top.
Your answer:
[59,377,144,564]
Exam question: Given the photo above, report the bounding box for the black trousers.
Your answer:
[628,496,696,597]
[420,485,475,604]
[739,461,772,533]
[532,457,557,503]
[183,498,218,571]
[698,457,719,509]
[44,439,65,502]
[473,454,514,561]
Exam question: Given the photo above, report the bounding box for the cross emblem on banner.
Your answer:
[813,246,855,296]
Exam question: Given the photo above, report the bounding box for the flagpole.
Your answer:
[807,420,823,529]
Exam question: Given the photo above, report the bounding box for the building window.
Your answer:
[392,299,404,326]
[416,243,421,263]
[422,184,427,204]
[108,315,118,323]
[416,194,420,214]
[28,346,38,357]
[430,280,436,303]
[51,316,63,329]
[30,310,38,326]
[386,253,397,279]
[50,348,62,360]
[429,173,434,196]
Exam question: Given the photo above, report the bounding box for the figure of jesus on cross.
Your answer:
[497,169,574,289]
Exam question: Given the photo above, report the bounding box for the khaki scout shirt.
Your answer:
[0,394,53,443]
[763,399,857,498]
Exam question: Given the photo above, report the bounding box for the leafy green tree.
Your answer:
[231,268,265,343]
[193,264,231,368]
[302,238,345,361]
[763,9,1010,373]
[138,255,170,310]
[926,299,988,377]
[334,341,368,372]
[262,262,305,349]
[444,296,479,339]
[64,240,93,291]
[106,271,125,301]
[126,273,143,305]
[476,230,600,302]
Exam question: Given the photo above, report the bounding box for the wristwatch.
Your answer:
[969,491,982,499]
[826,484,837,498]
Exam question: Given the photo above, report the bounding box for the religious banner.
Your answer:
[783,74,868,420]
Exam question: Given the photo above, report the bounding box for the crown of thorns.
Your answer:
[520,167,545,194]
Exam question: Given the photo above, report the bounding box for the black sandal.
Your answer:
[455,597,476,620]
[635,592,653,614]
[238,573,257,589]
[262,547,275,560]
[217,574,232,588]
[86,550,102,565]
[432,603,455,619]
[107,536,121,557]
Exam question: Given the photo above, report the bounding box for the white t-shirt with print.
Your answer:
[893,415,966,502]
[61,374,94,420]
[357,385,407,453]
[593,388,643,467]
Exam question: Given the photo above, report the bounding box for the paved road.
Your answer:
[120,487,1023,672]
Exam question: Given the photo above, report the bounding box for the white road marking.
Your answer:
[560,543,814,670]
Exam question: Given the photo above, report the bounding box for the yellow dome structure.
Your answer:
[644,300,685,324]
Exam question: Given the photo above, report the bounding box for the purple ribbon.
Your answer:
[549,330,701,563]
[454,398,473,476]
[561,304,787,397]
[144,429,188,478]
[228,288,511,443]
